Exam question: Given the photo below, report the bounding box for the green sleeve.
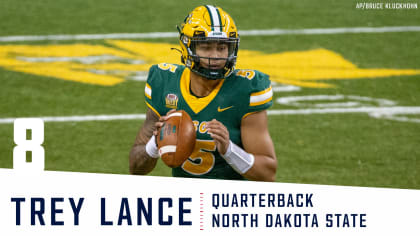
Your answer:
[245,70,273,116]
[144,65,163,116]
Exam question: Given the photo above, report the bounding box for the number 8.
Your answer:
[13,118,45,172]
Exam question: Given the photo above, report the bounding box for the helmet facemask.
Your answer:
[181,35,239,80]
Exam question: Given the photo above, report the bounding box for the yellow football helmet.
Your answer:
[178,5,240,79]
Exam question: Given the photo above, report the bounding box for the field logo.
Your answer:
[0,41,419,87]
[273,94,420,123]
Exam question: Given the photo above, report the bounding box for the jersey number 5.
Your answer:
[158,63,178,73]
[236,69,255,80]
[181,140,216,175]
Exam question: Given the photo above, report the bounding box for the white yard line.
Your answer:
[1,26,420,42]
[1,107,420,124]
[267,106,420,115]
[0,114,146,124]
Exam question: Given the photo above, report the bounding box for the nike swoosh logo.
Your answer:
[218,106,234,112]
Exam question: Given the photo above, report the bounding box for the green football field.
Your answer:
[1,0,419,189]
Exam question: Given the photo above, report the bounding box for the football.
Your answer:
[156,110,196,168]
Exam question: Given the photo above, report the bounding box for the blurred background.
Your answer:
[0,0,419,188]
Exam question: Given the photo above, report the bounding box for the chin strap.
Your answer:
[194,66,225,80]
[222,141,255,174]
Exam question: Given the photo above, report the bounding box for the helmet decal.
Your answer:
[205,5,223,33]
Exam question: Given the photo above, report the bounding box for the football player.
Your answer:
[129,5,277,181]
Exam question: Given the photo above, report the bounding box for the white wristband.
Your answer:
[222,141,255,174]
[145,135,159,158]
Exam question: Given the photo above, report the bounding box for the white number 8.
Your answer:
[13,118,45,172]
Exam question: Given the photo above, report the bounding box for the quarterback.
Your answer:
[129,5,277,181]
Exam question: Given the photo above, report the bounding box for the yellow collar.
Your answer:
[180,68,224,114]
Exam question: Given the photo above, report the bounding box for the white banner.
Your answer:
[0,168,419,236]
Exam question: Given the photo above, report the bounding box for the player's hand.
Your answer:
[153,109,177,136]
[206,119,230,155]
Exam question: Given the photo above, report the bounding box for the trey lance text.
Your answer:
[10,197,192,226]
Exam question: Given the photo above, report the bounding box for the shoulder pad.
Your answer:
[233,69,273,117]
[147,63,184,85]
[144,63,185,116]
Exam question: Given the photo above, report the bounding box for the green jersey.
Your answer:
[144,63,273,180]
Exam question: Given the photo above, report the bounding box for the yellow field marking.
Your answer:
[0,41,419,87]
